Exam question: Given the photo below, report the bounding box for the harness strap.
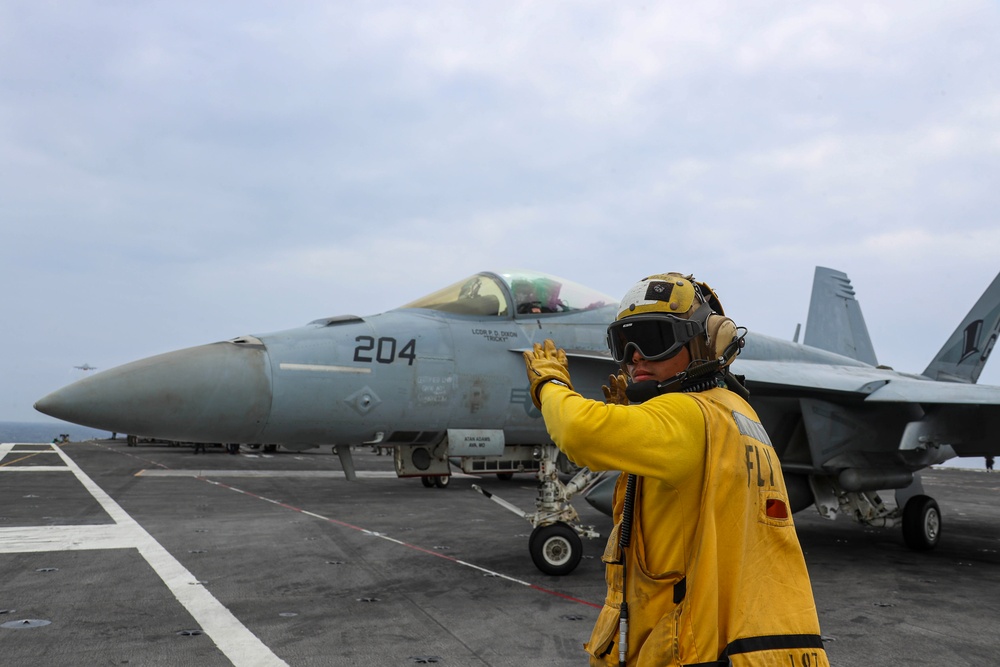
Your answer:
[683,634,825,667]
[724,634,825,656]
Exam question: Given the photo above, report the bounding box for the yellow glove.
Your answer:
[602,372,630,406]
[523,339,573,409]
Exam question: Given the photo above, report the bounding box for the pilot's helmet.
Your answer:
[606,273,738,367]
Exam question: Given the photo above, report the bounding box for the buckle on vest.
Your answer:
[674,576,687,604]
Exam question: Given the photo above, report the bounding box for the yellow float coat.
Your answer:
[539,383,829,666]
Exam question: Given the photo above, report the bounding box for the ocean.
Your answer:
[0,421,989,470]
[0,421,111,444]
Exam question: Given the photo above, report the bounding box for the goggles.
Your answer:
[606,313,706,363]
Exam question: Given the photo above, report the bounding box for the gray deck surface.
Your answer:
[1,439,997,666]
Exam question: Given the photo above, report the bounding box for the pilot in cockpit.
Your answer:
[512,277,563,314]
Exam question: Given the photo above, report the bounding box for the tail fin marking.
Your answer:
[923,271,1000,384]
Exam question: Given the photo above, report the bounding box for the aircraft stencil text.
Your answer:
[471,328,518,343]
[416,376,455,404]
[353,336,416,366]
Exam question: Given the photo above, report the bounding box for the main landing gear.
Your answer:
[473,444,602,576]
[420,475,451,489]
[901,494,941,550]
[810,475,942,550]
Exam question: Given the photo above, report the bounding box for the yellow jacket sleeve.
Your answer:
[538,382,706,484]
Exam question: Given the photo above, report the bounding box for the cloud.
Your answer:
[3,1,1000,419]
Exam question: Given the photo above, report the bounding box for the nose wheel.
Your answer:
[529,522,583,576]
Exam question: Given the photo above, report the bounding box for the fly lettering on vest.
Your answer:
[733,410,777,490]
[745,443,777,489]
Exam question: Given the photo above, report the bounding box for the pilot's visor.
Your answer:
[606,314,705,363]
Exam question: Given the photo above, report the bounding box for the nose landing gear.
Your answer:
[473,444,602,575]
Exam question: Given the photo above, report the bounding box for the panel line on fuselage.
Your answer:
[278,363,372,374]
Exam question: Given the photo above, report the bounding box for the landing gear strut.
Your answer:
[473,443,601,575]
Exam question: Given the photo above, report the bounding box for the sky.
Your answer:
[3,1,1000,424]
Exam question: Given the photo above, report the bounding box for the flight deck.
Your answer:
[1,440,998,666]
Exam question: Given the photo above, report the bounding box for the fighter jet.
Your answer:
[35,267,1000,575]
[583,267,1000,563]
[35,271,620,573]
[770,269,1000,539]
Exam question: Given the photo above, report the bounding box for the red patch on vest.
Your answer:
[766,499,789,519]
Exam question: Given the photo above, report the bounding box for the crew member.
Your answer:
[523,273,828,666]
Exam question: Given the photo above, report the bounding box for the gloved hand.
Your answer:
[602,372,630,406]
[523,339,573,409]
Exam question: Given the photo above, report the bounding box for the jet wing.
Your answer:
[511,347,618,401]
[735,359,1000,405]
[561,348,615,362]
[734,359,891,397]
[509,347,615,363]
[863,377,1000,404]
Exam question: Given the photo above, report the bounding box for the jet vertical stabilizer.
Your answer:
[922,271,1000,384]
[804,267,878,366]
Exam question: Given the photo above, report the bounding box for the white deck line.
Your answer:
[0,443,288,667]
[135,469,475,479]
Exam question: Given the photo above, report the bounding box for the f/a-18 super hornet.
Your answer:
[36,267,1000,575]
[36,271,620,573]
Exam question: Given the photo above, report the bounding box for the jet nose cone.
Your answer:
[35,338,272,442]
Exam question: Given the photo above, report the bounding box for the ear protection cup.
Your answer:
[689,314,739,366]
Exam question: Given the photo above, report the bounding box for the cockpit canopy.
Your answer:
[402,270,615,318]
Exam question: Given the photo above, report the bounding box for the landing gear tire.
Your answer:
[496,472,514,481]
[529,522,582,576]
[902,494,941,551]
[421,476,435,488]
[433,475,451,489]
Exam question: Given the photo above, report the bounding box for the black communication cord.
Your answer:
[617,472,637,667]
